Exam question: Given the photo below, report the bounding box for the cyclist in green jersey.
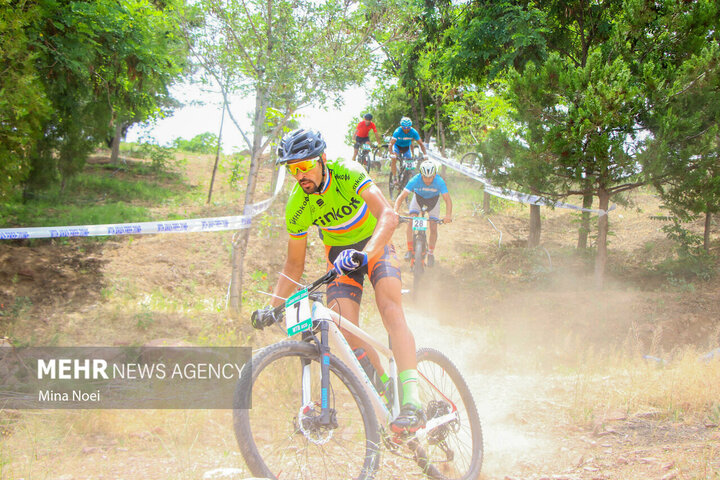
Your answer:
[252,128,425,433]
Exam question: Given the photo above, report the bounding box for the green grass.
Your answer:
[0,162,193,230]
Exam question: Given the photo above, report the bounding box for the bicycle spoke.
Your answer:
[410,348,483,480]
[235,344,379,480]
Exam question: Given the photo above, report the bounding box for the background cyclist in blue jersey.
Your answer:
[388,117,428,181]
[393,160,453,266]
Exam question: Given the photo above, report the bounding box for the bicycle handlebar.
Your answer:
[398,215,444,225]
[254,251,367,328]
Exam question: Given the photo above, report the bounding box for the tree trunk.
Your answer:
[528,204,541,247]
[418,90,427,139]
[410,95,419,132]
[704,210,711,252]
[229,89,267,316]
[594,188,610,288]
[207,101,227,204]
[110,121,123,163]
[577,192,593,249]
[434,96,447,175]
[483,167,492,214]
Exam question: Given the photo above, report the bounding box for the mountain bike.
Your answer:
[373,139,391,171]
[233,268,483,480]
[358,143,375,171]
[388,154,419,201]
[400,209,443,298]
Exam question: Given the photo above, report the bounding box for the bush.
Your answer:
[172,133,219,154]
[656,217,717,282]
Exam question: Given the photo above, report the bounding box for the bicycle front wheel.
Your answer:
[373,144,389,171]
[413,348,483,480]
[388,170,396,200]
[234,341,381,480]
[360,151,371,171]
[412,235,425,297]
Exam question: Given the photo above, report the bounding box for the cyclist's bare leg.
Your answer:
[429,222,438,250]
[329,296,386,376]
[352,146,359,162]
[372,276,417,372]
[391,155,398,178]
[405,222,413,247]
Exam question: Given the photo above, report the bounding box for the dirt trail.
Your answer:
[1,158,719,479]
[406,308,562,479]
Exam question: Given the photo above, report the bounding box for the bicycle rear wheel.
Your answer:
[412,348,483,480]
[234,341,381,480]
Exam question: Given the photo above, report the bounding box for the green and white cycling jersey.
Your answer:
[285,158,377,246]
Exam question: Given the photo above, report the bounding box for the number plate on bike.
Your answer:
[285,288,311,336]
[412,217,428,231]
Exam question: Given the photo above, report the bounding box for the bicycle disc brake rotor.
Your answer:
[297,401,337,445]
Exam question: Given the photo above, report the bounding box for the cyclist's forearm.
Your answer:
[270,263,304,307]
[364,208,398,258]
[444,194,453,217]
[393,192,407,212]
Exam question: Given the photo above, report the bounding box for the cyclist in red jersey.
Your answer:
[352,113,381,162]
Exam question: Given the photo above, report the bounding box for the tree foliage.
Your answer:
[0,0,190,196]
[0,0,51,199]
[191,0,380,312]
[364,0,720,284]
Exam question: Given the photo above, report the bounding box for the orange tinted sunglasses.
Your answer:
[286,158,318,175]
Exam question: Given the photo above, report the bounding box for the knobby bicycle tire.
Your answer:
[359,150,371,171]
[413,234,425,297]
[400,168,412,193]
[373,144,390,171]
[412,348,483,480]
[388,170,396,200]
[233,341,381,480]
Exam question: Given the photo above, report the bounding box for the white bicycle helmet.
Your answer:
[400,117,412,128]
[419,160,437,177]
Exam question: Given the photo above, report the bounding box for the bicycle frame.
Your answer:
[240,269,483,480]
[302,300,460,441]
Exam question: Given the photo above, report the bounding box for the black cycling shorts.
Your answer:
[324,237,401,305]
[354,136,370,149]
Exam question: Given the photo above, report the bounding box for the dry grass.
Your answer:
[2,151,719,479]
[564,347,720,425]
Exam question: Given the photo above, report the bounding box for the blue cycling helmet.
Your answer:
[363,113,373,121]
[400,117,412,128]
[276,128,326,164]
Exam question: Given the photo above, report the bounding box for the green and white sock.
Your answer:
[398,369,421,408]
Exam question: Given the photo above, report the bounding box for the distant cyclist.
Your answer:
[393,159,453,266]
[252,128,426,433]
[351,113,380,162]
[388,117,428,181]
